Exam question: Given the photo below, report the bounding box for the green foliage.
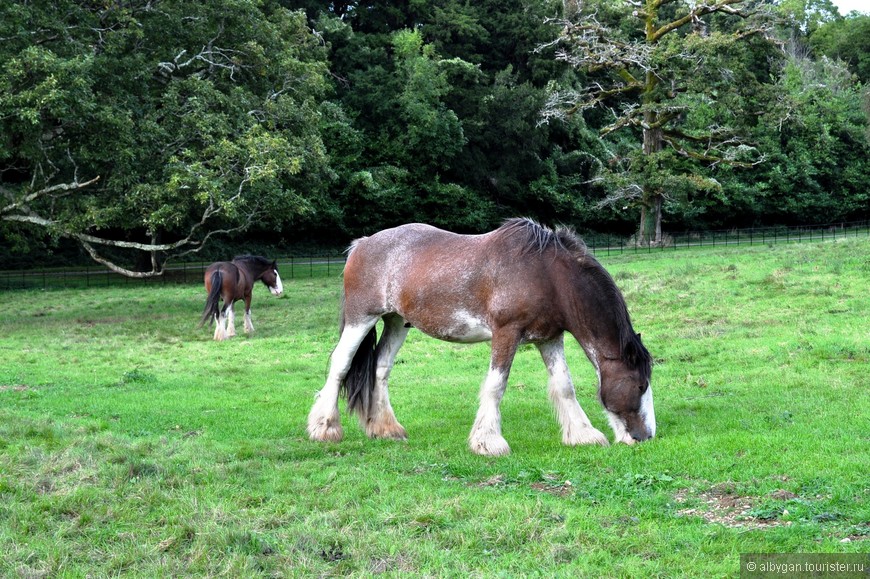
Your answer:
[809,14,870,83]
[0,0,333,264]
[2,0,869,267]
[746,55,870,223]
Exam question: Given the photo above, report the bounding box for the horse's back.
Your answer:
[343,223,565,341]
[345,223,487,293]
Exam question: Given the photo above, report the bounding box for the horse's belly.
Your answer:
[408,309,493,344]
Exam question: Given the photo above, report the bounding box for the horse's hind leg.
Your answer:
[225,303,237,337]
[364,314,409,440]
[213,308,228,341]
[537,338,609,446]
[308,318,379,442]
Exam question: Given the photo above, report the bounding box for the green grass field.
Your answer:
[1,238,868,577]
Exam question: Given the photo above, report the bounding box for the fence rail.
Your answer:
[2,220,868,291]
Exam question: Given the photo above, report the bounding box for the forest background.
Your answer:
[1,0,868,274]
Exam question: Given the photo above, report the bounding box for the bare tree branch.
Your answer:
[1,173,261,277]
[1,176,101,214]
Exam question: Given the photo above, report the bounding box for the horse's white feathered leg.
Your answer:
[213,312,227,341]
[308,321,377,442]
[538,338,609,447]
[225,304,237,337]
[469,365,511,456]
[468,330,519,456]
[366,315,409,440]
[243,308,254,333]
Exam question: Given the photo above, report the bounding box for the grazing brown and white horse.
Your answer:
[307,218,655,456]
[200,255,283,341]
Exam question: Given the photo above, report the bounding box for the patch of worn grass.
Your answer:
[1,239,868,576]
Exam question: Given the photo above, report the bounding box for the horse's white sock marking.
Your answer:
[469,367,510,456]
[539,341,609,447]
[226,306,237,337]
[308,323,376,442]
[213,312,227,341]
[605,410,635,445]
[244,309,254,333]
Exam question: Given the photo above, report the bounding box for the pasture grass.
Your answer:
[1,238,869,577]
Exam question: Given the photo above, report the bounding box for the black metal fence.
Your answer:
[583,220,870,257]
[0,255,348,291]
[1,220,868,291]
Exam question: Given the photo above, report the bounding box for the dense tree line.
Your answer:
[1,0,868,271]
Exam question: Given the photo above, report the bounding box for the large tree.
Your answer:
[809,12,870,83]
[543,0,774,244]
[0,0,333,275]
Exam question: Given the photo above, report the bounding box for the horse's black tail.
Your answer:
[338,294,377,419]
[199,270,223,327]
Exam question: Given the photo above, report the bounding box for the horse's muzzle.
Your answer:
[630,429,653,443]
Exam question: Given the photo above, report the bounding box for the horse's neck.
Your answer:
[233,261,256,283]
[569,267,627,363]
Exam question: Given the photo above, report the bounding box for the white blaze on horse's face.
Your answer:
[640,383,656,437]
[269,270,284,296]
[602,380,655,445]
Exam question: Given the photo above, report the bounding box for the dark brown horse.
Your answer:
[200,255,283,341]
[307,218,654,456]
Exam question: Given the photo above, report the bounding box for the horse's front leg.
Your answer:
[365,314,409,440]
[469,329,520,457]
[243,296,254,334]
[308,319,379,442]
[537,338,609,447]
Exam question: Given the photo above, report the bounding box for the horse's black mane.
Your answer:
[233,255,273,267]
[498,217,587,259]
[496,218,652,382]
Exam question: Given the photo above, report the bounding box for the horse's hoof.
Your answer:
[565,427,610,447]
[366,422,408,441]
[469,435,511,457]
[308,419,343,442]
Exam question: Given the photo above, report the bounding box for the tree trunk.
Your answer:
[639,111,664,246]
[638,194,662,246]
[638,10,664,247]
